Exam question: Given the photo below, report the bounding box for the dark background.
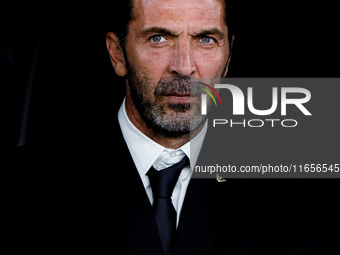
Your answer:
[2,1,339,253]
[2,0,339,148]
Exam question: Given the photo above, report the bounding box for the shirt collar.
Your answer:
[118,98,207,178]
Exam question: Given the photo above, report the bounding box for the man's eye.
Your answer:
[150,35,166,43]
[200,36,215,44]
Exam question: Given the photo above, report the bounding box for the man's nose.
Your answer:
[168,40,196,77]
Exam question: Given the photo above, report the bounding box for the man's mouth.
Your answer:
[163,93,191,103]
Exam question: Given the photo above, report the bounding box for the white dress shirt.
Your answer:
[118,98,207,225]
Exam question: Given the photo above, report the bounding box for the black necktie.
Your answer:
[147,155,189,255]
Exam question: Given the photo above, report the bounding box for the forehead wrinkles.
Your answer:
[132,0,224,31]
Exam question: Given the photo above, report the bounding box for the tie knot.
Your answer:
[147,156,189,198]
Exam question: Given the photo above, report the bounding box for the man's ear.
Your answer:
[223,35,235,77]
[106,32,128,77]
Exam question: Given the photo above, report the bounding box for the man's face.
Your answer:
[124,0,231,137]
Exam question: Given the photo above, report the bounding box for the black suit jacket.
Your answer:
[6,118,338,255]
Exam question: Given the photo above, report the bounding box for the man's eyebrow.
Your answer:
[137,27,225,39]
[192,28,225,39]
[138,27,179,37]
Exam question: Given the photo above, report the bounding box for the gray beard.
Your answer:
[127,67,208,138]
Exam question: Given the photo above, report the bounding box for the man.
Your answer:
[104,0,232,250]
[105,0,232,253]
[8,0,334,254]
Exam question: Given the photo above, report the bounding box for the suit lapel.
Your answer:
[172,178,240,255]
[97,130,164,255]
